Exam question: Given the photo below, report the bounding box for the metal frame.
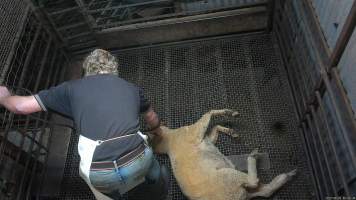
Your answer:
[87,0,172,12]
[329,0,356,70]
[309,104,338,195]
[5,0,353,198]
[300,121,323,199]
[0,1,70,198]
[274,0,356,196]
[15,48,60,200]
[7,31,51,200]
[101,6,267,33]
[23,55,65,200]
[315,91,351,195]
[0,5,30,84]
[95,1,269,29]
[31,0,272,54]
[0,17,41,165]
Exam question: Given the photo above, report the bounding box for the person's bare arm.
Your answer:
[143,106,162,136]
[0,86,42,115]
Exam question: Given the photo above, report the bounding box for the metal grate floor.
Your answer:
[51,33,315,200]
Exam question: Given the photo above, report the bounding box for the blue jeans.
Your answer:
[89,146,161,198]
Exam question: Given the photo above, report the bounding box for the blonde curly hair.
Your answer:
[82,49,118,76]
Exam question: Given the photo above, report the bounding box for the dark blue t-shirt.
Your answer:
[35,74,150,161]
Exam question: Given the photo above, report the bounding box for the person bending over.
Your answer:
[0,49,169,200]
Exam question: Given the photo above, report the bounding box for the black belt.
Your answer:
[90,143,146,170]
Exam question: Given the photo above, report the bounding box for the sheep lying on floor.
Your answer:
[150,109,297,200]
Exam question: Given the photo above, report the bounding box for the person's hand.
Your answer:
[0,86,11,103]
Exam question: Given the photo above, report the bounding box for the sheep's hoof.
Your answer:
[286,169,297,177]
[231,133,239,138]
[229,130,239,138]
[232,111,239,117]
[224,109,239,117]
[249,148,259,158]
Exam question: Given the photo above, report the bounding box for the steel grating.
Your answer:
[53,33,315,200]
[0,0,28,76]
[0,1,71,198]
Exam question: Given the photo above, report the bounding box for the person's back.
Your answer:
[66,74,144,161]
[0,49,168,200]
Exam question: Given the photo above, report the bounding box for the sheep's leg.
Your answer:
[207,125,238,144]
[216,168,249,184]
[244,149,259,188]
[247,169,297,199]
[215,168,250,199]
[192,109,238,142]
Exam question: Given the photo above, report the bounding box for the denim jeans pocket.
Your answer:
[119,148,153,181]
[89,147,154,195]
[89,169,123,194]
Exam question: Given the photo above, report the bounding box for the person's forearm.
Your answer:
[0,96,41,114]
[1,96,30,114]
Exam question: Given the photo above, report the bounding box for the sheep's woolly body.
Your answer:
[151,109,296,200]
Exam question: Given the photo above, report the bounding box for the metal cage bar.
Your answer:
[328,0,356,70]
[274,0,356,196]
[24,56,66,200]
[309,105,338,195]
[315,91,351,195]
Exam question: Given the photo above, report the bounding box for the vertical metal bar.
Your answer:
[303,0,332,66]
[33,40,52,91]
[330,68,356,134]
[24,53,65,200]
[329,0,356,70]
[309,105,338,195]
[34,126,54,200]
[7,36,52,197]
[26,81,59,199]
[267,0,275,32]
[16,26,42,88]
[0,24,41,164]
[306,111,329,196]
[15,48,59,200]
[301,121,322,199]
[296,124,320,200]
[315,91,351,196]
[321,70,356,169]
[301,122,322,199]
[35,65,69,200]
